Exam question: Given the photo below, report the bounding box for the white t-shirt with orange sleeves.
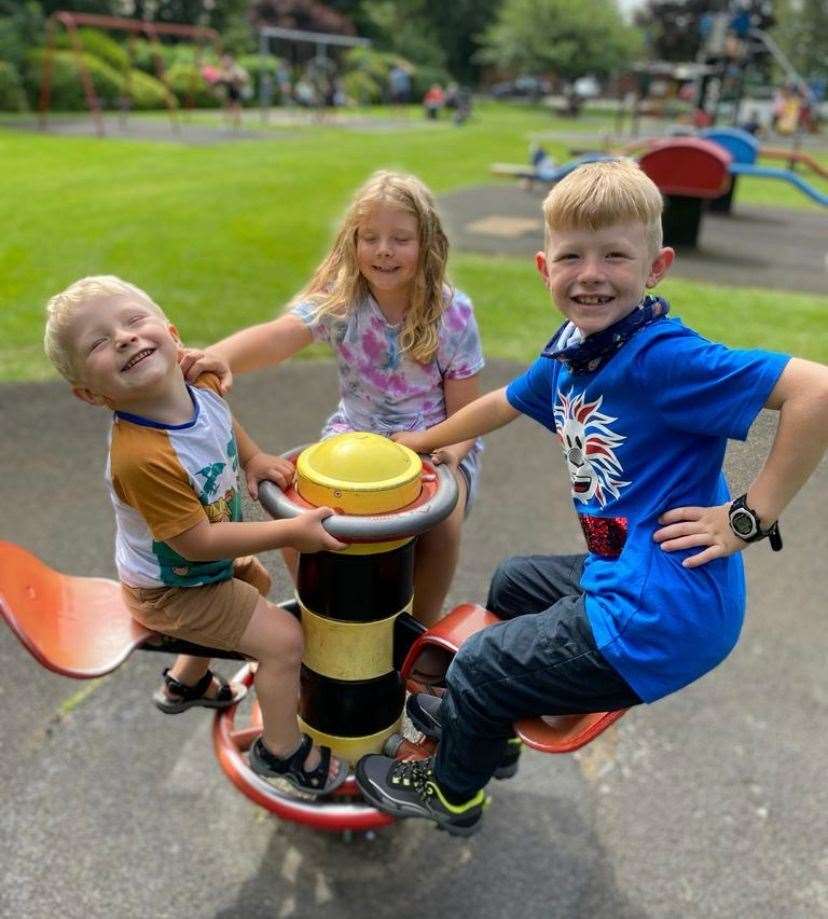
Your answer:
[106,375,242,589]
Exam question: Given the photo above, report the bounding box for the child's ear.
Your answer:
[535,251,550,286]
[71,385,109,408]
[168,323,181,343]
[645,247,675,288]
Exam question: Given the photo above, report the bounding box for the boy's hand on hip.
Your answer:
[245,452,294,499]
[290,507,347,553]
[653,503,744,568]
[177,347,233,394]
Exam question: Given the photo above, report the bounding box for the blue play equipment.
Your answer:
[533,152,617,183]
[701,127,828,211]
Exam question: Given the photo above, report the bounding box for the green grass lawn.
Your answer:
[1,102,826,381]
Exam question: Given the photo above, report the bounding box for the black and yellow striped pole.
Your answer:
[260,432,458,766]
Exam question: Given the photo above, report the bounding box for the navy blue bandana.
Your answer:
[542,295,670,374]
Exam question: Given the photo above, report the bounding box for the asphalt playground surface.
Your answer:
[1,359,826,919]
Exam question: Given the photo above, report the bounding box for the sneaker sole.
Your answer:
[355,765,483,837]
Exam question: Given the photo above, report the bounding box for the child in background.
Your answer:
[181,170,484,639]
[44,276,348,795]
[354,160,828,835]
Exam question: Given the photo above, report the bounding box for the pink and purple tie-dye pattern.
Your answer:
[291,289,484,439]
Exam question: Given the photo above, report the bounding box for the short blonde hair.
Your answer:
[543,159,664,254]
[297,170,449,364]
[44,275,165,382]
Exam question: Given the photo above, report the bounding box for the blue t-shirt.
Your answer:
[506,318,789,702]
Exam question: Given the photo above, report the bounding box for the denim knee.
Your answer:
[485,555,528,614]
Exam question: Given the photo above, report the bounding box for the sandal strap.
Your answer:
[162,667,214,701]
[255,734,334,791]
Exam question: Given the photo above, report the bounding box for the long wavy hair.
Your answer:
[295,170,450,364]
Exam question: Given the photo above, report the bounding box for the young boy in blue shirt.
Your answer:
[355,159,828,836]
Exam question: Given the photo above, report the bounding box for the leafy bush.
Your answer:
[165,61,220,108]
[0,61,27,112]
[23,49,123,111]
[131,38,177,76]
[238,54,284,105]
[409,64,453,101]
[54,28,129,74]
[342,68,383,105]
[125,68,174,110]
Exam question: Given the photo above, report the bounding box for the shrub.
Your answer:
[165,61,220,108]
[54,28,129,74]
[131,38,176,76]
[125,68,174,110]
[410,64,453,101]
[23,49,123,111]
[0,60,27,112]
[238,54,283,105]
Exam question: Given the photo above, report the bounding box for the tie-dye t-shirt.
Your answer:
[290,288,485,499]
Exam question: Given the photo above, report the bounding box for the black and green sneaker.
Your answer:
[406,693,523,780]
[355,754,489,837]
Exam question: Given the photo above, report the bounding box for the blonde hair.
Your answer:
[44,275,165,382]
[543,159,664,254]
[296,170,449,363]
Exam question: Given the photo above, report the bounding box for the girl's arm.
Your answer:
[430,374,481,467]
[180,314,313,390]
[395,387,520,455]
[655,358,828,568]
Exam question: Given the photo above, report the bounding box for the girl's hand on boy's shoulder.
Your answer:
[177,347,233,394]
[244,451,295,499]
[653,503,745,568]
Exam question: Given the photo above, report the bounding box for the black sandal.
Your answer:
[249,733,349,796]
[153,667,247,715]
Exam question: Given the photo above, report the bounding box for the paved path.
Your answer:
[440,184,828,295]
[1,362,826,919]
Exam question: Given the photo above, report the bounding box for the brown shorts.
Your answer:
[122,556,272,652]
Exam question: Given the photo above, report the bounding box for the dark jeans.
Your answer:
[434,554,643,799]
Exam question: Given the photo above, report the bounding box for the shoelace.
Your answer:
[390,758,434,795]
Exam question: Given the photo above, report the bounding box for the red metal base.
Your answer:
[212,665,395,832]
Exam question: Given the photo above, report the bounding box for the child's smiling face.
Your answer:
[536,221,674,337]
[67,295,180,408]
[356,205,421,304]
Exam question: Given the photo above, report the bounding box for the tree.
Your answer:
[477,0,643,83]
[773,0,828,80]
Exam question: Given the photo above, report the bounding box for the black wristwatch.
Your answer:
[728,494,782,551]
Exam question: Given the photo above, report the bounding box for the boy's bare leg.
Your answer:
[412,468,468,628]
[236,596,339,776]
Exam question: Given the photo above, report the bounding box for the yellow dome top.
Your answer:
[296,432,422,514]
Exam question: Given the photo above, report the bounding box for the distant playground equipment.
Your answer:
[255,25,370,119]
[493,138,732,248]
[611,127,828,210]
[38,11,223,138]
[0,433,627,834]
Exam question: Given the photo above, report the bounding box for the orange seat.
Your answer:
[401,603,627,754]
[0,541,154,679]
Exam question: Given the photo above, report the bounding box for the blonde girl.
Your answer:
[182,170,484,636]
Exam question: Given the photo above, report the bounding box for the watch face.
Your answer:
[731,509,756,538]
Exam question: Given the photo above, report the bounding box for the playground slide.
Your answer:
[729,163,828,207]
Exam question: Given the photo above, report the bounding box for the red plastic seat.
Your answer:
[639,138,732,199]
[401,603,627,753]
[0,541,154,679]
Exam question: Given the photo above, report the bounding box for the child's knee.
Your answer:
[486,556,525,610]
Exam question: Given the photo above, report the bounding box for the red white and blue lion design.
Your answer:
[554,390,630,508]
